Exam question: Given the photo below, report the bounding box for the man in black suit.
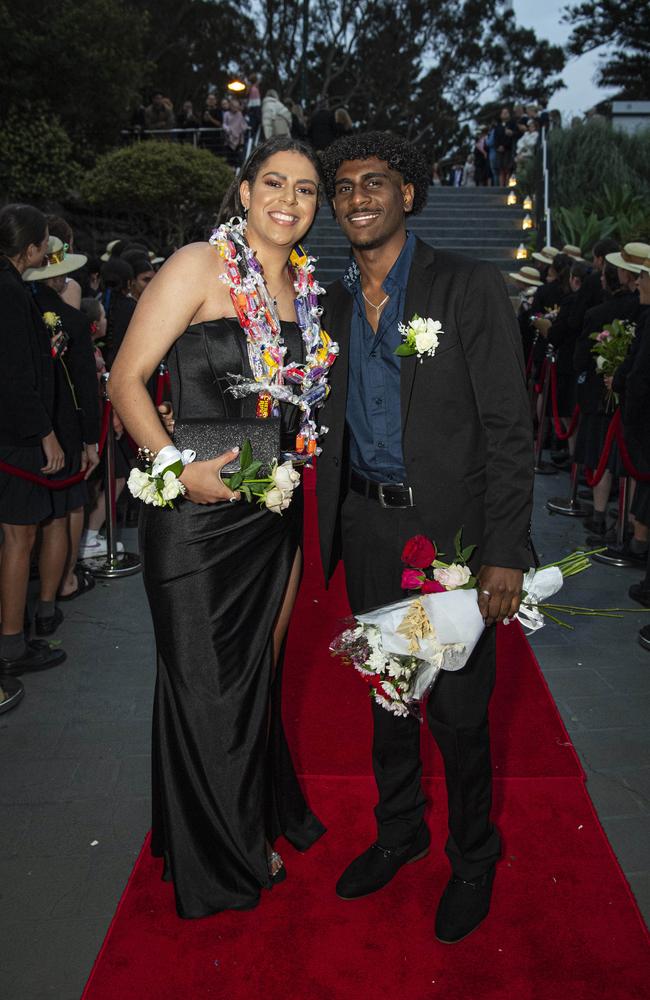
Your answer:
[317,133,534,942]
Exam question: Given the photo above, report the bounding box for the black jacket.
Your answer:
[31,284,101,447]
[0,258,54,446]
[623,310,650,470]
[573,291,639,414]
[316,239,534,582]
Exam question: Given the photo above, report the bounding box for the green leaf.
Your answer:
[461,544,477,562]
[228,471,244,491]
[239,438,253,471]
[394,344,415,356]
[454,527,463,558]
[241,484,252,502]
[242,460,263,479]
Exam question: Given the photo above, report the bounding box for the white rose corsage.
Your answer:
[395,314,443,362]
[128,445,195,509]
[222,440,301,515]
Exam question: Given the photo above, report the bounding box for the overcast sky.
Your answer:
[512,0,616,118]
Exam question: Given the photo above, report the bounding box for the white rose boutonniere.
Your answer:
[395,314,443,363]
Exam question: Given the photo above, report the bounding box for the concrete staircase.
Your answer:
[308,186,526,285]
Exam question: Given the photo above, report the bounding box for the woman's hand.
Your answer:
[532,316,551,337]
[179,448,242,504]
[41,430,65,474]
[157,402,175,435]
[603,375,614,390]
[82,443,100,480]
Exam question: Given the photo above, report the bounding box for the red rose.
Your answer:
[401,535,437,569]
[421,578,445,594]
[401,568,425,590]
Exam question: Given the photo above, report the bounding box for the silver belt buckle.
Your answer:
[378,483,413,508]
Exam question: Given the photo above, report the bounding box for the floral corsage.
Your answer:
[128,445,194,509]
[395,314,443,362]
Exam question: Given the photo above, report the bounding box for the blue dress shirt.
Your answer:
[344,231,415,483]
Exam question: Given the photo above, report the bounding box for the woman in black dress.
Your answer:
[109,138,331,919]
[0,205,67,679]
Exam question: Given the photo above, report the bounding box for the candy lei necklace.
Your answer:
[209,217,338,458]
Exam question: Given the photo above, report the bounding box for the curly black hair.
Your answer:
[320,131,430,216]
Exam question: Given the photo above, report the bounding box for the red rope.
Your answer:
[615,420,650,483]
[533,358,547,395]
[0,402,112,490]
[583,410,621,487]
[155,370,171,407]
[549,363,580,440]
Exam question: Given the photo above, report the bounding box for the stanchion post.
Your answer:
[547,460,590,516]
[534,347,557,475]
[82,375,141,579]
[593,476,637,568]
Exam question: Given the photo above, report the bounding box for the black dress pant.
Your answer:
[341,490,501,880]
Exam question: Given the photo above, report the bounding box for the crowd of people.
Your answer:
[131,76,354,165]
[508,236,650,651]
[432,103,559,188]
[0,205,169,712]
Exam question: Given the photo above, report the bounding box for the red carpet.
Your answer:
[83,479,649,1000]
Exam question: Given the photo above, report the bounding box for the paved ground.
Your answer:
[1,468,648,1000]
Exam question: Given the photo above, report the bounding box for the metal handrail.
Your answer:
[120,126,229,149]
[540,126,552,246]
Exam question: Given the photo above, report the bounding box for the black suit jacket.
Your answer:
[316,239,534,583]
[0,258,54,447]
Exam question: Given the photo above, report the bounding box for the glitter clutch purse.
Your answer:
[173,417,281,474]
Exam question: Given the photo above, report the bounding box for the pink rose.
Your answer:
[401,535,437,569]
[401,569,425,590]
[596,331,610,342]
[421,578,445,594]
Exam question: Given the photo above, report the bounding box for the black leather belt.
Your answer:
[350,469,415,508]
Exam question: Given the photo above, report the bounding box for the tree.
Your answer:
[564,0,650,100]
[0,107,81,203]
[0,0,148,154]
[252,0,565,157]
[125,0,258,108]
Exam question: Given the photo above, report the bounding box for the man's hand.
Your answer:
[477,565,524,627]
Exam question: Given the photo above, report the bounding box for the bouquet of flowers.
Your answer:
[330,532,608,719]
[42,311,69,360]
[128,438,300,513]
[590,319,635,409]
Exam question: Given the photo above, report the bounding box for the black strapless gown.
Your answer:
[139,319,325,919]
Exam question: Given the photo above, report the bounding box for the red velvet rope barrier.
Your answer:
[155,370,171,407]
[615,419,650,483]
[533,358,547,395]
[549,363,580,440]
[583,410,621,488]
[0,402,112,490]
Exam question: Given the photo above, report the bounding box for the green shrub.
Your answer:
[80,141,234,247]
[555,207,617,252]
[0,106,81,202]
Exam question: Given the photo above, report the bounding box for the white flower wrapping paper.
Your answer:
[356,590,486,700]
[515,566,564,633]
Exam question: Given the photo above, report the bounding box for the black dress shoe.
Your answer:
[336,824,430,900]
[435,866,496,943]
[34,607,64,637]
[629,583,650,608]
[0,640,66,677]
[639,625,650,651]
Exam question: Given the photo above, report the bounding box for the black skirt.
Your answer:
[0,444,53,525]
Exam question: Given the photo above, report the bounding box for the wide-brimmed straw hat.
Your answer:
[507,265,543,287]
[605,242,650,275]
[531,245,560,265]
[23,237,87,282]
[100,239,121,262]
[561,243,586,262]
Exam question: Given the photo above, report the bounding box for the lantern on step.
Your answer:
[508,175,517,188]
[522,214,533,230]
[516,243,528,259]
[523,195,533,211]
[507,190,517,206]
